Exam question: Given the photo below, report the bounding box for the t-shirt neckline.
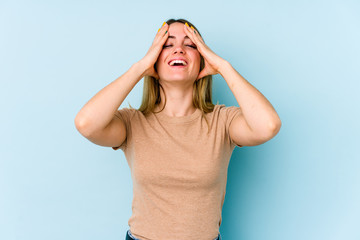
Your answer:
[153,108,202,124]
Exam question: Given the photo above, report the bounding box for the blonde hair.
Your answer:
[137,19,215,130]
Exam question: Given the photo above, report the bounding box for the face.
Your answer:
[156,22,201,83]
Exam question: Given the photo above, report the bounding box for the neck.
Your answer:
[156,80,196,117]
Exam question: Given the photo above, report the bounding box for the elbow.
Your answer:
[74,114,93,138]
[266,117,282,138]
[258,117,281,142]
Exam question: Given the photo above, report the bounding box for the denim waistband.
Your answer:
[126,229,221,240]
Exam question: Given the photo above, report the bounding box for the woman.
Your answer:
[75,18,281,240]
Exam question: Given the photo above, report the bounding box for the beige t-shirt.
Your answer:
[113,104,242,240]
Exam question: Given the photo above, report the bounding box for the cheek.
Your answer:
[157,51,169,67]
[194,54,201,69]
[158,50,165,59]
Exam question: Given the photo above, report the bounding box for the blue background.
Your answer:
[1,0,359,239]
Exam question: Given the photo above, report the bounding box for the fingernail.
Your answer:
[165,30,168,34]
[185,22,189,27]
[190,26,195,30]
[158,22,166,32]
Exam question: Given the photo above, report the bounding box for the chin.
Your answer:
[161,77,196,83]
[160,72,197,82]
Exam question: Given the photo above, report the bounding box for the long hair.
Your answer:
[137,19,215,129]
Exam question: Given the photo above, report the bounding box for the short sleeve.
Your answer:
[112,108,135,151]
[223,106,243,148]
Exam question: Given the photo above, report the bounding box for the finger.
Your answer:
[189,26,205,44]
[183,23,197,43]
[183,23,204,45]
[184,25,210,62]
[157,22,165,33]
[157,22,167,33]
[155,24,169,45]
[183,26,208,59]
[156,22,169,37]
[151,24,169,52]
[152,24,168,47]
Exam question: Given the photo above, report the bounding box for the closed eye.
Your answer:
[162,44,197,49]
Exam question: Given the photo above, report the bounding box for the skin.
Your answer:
[156,22,201,83]
[150,22,282,146]
[153,22,201,116]
[75,21,282,148]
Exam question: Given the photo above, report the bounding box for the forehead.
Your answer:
[167,22,188,39]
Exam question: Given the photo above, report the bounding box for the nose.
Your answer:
[173,45,185,54]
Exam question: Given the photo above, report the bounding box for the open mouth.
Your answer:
[168,59,188,67]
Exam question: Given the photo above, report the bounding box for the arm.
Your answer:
[74,23,169,148]
[183,24,281,147]
[74,63,145,145]
[219,61,281,146]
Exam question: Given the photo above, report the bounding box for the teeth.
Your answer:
[169,60,187,66]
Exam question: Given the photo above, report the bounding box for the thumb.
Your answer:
[149,64,159,80]
[150,68,159,80]
[153,72,159,80]
[197,69,207,80]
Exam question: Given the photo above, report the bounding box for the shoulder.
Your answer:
[115,107,140,121]
[203,104,241,127]
[211,104,241,118]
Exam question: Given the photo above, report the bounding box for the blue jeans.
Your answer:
[125,229,222,240]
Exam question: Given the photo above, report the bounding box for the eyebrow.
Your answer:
[168,35,190,40]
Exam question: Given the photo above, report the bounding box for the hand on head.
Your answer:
[183,23,225,80]
[139,20,225,81]
[139,22,169,80]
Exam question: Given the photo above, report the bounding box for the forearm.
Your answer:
[75,62,146,134]
[219,60,281,134]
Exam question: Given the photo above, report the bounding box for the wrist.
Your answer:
[133,61,148,79]
[218,59,232,77]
